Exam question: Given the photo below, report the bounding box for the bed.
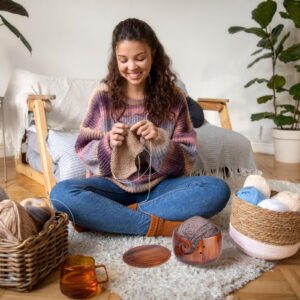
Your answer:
[3,69,257,195]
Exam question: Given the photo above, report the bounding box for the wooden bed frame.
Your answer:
[15,95,232,195]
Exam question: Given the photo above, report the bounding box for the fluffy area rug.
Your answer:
[68,179,300,300]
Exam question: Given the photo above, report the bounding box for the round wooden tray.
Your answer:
[123,245,171,268]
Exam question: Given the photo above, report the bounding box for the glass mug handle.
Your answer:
[95,264,109,284]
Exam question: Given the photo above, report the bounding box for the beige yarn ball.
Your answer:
[272,191,300,212]
[0,199,38,243]
[243,175,271,198]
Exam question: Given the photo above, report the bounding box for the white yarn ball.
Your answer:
[272,191,300,212]
[243,175,271,198]
[257,198,289,212]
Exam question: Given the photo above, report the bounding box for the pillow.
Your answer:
[46,130,86,181]
[176,80,204,128]
[187,96,204,128]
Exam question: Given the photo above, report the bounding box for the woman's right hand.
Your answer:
[109,123,129,147]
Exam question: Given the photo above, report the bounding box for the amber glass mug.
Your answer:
[60,255,109,299]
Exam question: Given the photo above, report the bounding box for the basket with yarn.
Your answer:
[0,197,69,292]
[230,175,300,260]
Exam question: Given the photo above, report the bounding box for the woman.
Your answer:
[50,18,230,236]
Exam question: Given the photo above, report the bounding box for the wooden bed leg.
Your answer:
[31,99,56,195]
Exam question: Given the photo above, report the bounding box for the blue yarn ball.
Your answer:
[236,186,266,205]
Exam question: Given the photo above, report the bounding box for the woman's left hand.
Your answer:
[130,120,158,140]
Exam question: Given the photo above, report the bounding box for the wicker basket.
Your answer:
[0,212,69,292]
[231,194,300,245]
[229,195,300,260]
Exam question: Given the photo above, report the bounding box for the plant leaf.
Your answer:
[244,78,269,87]
[271,24,284,44]
[0,0,28,16]
[251,112,275,121]
[257,38,272,49]
[267,75,286,89]
[257,95,273,103]
[0,15,32,53]
[251,48,264,56]
[247,52,272,68]
[276,87,289,93]
[252,0,277,28]
[275,32,290,57]
[283,0,300,28]
[244,27,269,38]
[279,11,290,19]
[294,65,300,72]
[277,104,300,115]
[228,26,268,38]
[279,43,300,62]
[274,115,297,126]
[228,26,246,34]
[289,83,300,100]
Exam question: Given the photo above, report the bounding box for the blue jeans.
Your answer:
[50,176,230,235]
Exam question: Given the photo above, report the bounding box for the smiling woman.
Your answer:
[50,18,231,237]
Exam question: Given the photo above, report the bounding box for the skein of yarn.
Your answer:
[20,198,55,231]
[0,199,38,243]
[257,198,289,212]
[236,186,266,205]
[243,175,271,198]
[272,191,300,212]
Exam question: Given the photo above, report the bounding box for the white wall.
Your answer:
[0,0,298,155]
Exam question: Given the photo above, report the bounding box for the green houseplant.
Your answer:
[0,0,31,53]
[228,0,300,163]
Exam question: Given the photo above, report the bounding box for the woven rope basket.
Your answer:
[0,212,68,292]
[230,194,300,246]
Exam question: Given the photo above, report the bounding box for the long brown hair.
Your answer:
[104,18,178,125]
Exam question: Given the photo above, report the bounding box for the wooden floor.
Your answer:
[0,153,299,300]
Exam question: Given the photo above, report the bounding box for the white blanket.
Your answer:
[3,69,99,155]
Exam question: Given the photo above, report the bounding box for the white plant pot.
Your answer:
[272,128,300,163]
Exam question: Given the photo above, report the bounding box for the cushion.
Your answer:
[47,130,86,181]
[26,127,86,181]
[186,96,204,128]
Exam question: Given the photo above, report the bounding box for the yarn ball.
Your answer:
[243,175,271,198]
[0,187,8,201]
[272,191,300,212]
[257,198,289,212]
[177,216,220,248]
[20,198,55,231]
[0,199,38,243]
[236,186,266,205]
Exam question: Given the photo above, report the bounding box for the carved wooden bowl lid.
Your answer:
[123,245,171,268]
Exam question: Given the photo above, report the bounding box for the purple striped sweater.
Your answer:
[75,87,197,193]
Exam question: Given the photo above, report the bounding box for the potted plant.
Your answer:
[228,0,300,163]
[0,0,31,53]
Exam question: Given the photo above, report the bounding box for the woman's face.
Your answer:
[115,40,152,90]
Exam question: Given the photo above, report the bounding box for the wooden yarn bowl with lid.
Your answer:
[172,219,222,266]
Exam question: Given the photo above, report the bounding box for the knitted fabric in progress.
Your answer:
[111,131,145,180]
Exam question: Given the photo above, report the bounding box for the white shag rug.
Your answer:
[68,179,300,300]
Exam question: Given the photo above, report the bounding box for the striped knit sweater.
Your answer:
[75,87,197,193]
